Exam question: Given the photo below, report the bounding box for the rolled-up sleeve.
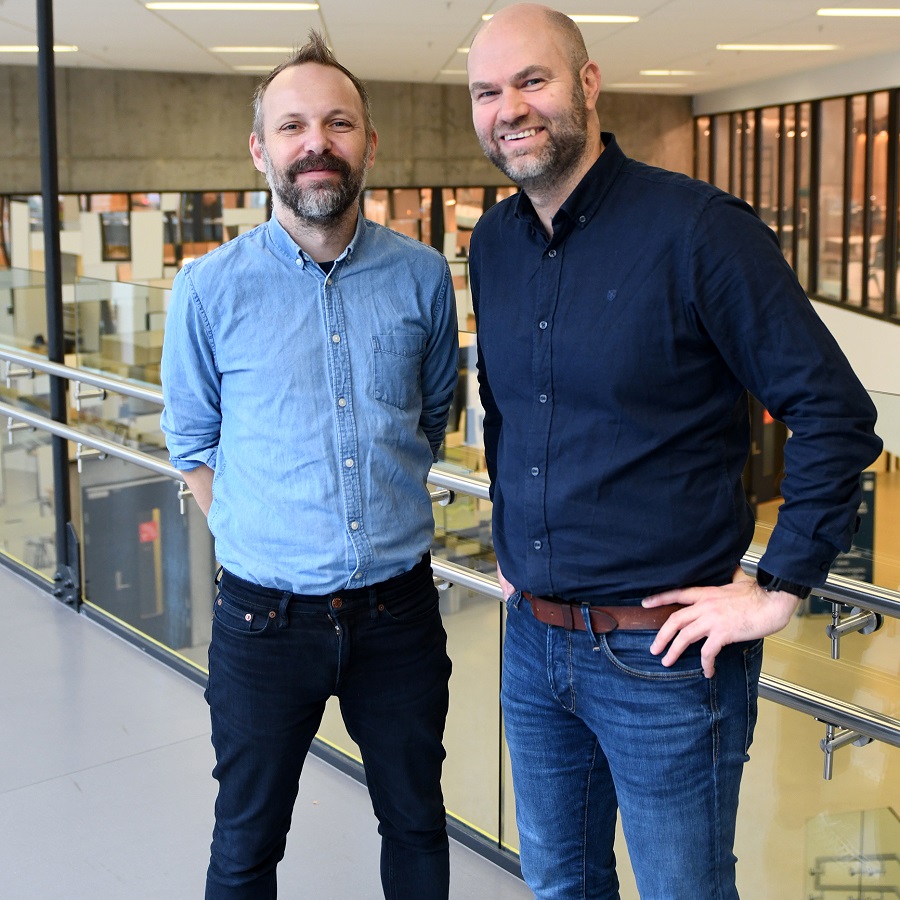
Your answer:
[160,266,222,472]
[419,259,459,459]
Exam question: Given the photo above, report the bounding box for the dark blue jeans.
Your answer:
[205,554,451,899]
[502,594,764,899]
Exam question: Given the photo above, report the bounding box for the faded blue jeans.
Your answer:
[501,593,763,899]
[205,554,451,899]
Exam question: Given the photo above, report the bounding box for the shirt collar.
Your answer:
[513,132,624,236]
[266,210,364,270]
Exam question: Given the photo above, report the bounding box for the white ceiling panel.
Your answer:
[0,0,898,95]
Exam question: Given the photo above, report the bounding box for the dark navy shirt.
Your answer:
[470,133,882,603]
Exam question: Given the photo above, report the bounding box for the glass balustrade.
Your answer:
[0,278,898,886]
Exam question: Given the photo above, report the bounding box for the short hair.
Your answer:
[252,29,374,143]
[543,7,589,79]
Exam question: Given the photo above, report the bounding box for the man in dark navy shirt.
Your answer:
[467,4,882,898]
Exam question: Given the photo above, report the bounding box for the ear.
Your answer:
[581,60,602,111]
[366,129,379,169]
[249,131,267,175]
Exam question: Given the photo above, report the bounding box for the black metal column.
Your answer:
[37,0,80,607]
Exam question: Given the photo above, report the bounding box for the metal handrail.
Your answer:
[0,346,164,406]
[3,350,899,757]
[0,399,177,479]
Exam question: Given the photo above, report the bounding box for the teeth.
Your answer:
[502,128,540,141]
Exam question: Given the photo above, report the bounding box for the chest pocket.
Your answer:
[372,333,425,410]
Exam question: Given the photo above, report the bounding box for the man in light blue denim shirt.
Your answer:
[160,31,458,900]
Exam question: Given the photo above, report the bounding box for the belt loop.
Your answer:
[214,565,223,586]
[580,603,601,651]
[276,591,292,629]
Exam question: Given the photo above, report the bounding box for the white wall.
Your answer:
[694,49,900,115]
[811,300,900,456]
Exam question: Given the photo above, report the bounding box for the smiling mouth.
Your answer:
[501,127,544,142]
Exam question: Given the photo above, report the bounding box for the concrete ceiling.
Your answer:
[1,0,900,95]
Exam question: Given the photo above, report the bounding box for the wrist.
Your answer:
[756,566,811,600]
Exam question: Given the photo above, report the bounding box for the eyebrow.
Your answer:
[469,64,554,95]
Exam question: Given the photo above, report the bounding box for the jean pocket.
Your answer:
[372,333,425,410]
[601,630,705,681]
[212,588,277,636]
[379,583,440,625]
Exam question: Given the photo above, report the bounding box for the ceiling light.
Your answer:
[457,48,470,54]
[0,44,78,52]
[817,7,900,15]
[146,3,318,10]
[640,69,699,76]
[481,13,638,23]
[609,83,686,89]
[716,43,838,51]
[211,46,294,52]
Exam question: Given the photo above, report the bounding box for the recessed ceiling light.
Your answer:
[481,13,638,23]
[640,69,699,76]
[609,82,686,89]
[146,3,318,10]
[211,46,294,53]
[0,44,78,52]
[716,43,838,51]
[817,7,900,15]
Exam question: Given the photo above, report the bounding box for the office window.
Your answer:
[817,98,846,301]
[866,92,890,313]
[759,107,779,234]
[695,116,711,183]
[795,104,812,290]
[712,114,731,192]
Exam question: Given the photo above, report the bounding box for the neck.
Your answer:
[527,132,604,238]
[273,200,359,263]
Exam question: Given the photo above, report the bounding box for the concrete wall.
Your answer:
[1,64,693,193]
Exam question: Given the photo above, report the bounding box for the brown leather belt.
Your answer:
[523,592,681,633]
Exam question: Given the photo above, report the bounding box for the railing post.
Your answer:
[37,0,80,608]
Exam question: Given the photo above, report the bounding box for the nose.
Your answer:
[498,87,529,124]
[302,122,332,155]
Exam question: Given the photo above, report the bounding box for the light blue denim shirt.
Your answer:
[161,213,458,593]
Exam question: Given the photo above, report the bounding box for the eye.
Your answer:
[522,77,545,89]
[475,89,499,102]
[330,119,353,130]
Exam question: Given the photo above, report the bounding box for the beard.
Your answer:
[480,84,590,194]
[262,146,369,225]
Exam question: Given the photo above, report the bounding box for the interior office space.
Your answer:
[2,1,900,897]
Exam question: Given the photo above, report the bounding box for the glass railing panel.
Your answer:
[0,268,49,352]
[748,390,900,716]
[71,275,168,388]
[0,423,56,580]
[78,453,215,671]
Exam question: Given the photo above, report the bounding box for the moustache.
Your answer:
[286,155,351,178]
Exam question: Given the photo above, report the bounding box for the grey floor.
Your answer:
[0,565,531,899]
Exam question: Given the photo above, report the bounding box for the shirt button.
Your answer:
[548,249,557,258]
[354,572,363,579]
[579,215,586,224]
[350,521,359,530]
[539,320,548,330]
[295,258,303,267]
[539,393,547,403]
[533,540,542,550]
[345,458,354,468]
[338,397,347,407]
[531,467,539,476]
[332,334,341,343]
[326,278,333,285]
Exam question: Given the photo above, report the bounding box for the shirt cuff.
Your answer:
[169,446,217,472]
[758,526,842,588]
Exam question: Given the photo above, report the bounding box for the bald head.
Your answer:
[470,3,589,82]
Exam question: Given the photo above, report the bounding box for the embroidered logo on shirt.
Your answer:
[607,290,617,302]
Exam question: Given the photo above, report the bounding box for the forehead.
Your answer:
[261,62,364,120]
[468,18,571,84]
